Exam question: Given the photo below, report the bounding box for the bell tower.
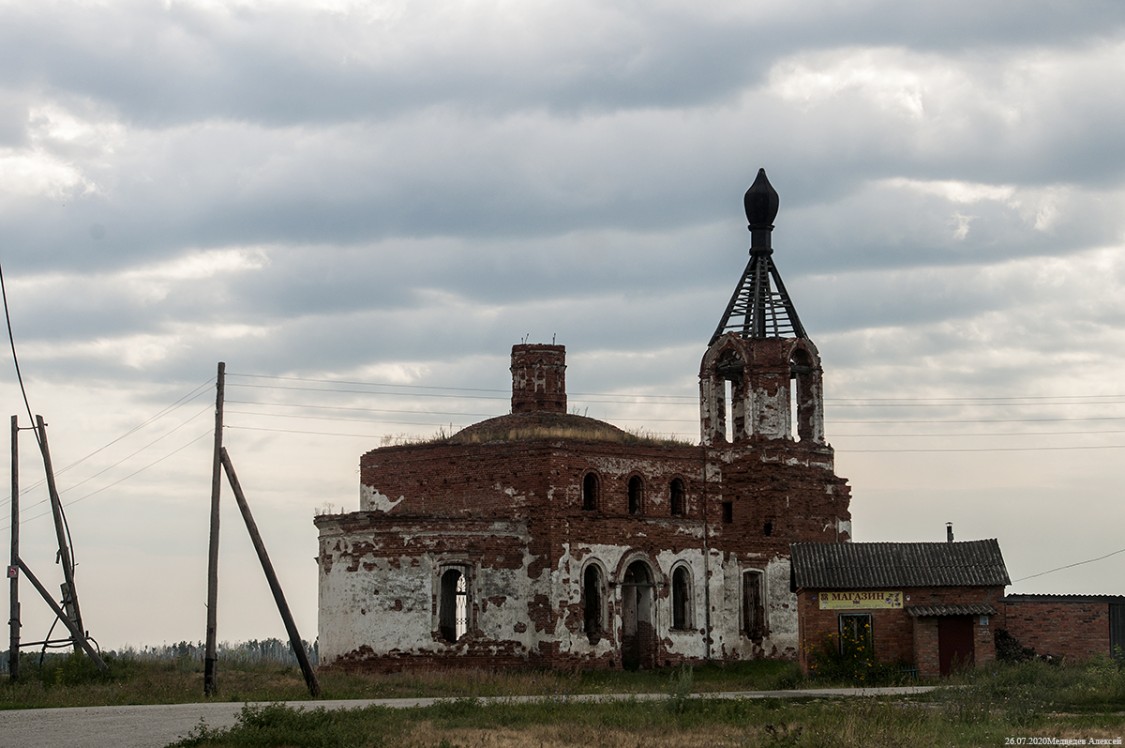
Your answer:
[700,169,825,446]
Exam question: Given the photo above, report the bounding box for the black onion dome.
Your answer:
[744,168,779,231]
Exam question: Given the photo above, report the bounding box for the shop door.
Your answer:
[938,616,975,675]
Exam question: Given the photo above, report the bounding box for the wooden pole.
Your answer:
[204,362,225,696]
[9,415,19,681]
[35,415,85,644]
[221,448,321,697]
[15,558,106,670]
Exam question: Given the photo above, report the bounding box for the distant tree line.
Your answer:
[0,637,318,674]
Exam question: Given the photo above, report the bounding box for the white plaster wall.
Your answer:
[655,548,709,660]
[319,520,802,666]
[711,554,797,660]
[549,542,627,658]
[753,385,789,440]
[317,521,535,665]
[548,542,712,661]
[474,553,537,649]
[699,378,717,446]
[318,546,434,663]
[360,484,404,513]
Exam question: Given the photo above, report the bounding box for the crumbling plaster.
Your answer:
[316,338,850,670]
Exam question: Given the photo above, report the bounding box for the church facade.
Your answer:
[315,170,852,670]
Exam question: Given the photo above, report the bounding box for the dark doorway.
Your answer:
[938,616,975,675]
[621,561,655,670]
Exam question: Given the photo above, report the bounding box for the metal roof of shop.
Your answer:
[790,540,1010,590]
[1004,594,1125,604]
[906,604,998,617]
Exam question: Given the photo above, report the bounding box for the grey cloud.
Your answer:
[3,2,1122,131]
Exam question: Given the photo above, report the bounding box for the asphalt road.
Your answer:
[0,686,938,748]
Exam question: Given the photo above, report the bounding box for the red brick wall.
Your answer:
[998,599,1111,662]
[797,585,1003,677]
[323,333,853,671]
[713,441,851,558]
[333,430,853,670]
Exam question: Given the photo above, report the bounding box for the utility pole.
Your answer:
[36,416,85,644]
[204,362,225,696]
[9,415,19,681]
[8,415,106,673]
[221,449,320,697]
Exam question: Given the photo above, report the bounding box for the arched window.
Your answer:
[669,478,686,516]
[583,564,606,644]
[671,566,693,630]
[627,475,644,515]
[582,472,600,511]
[789,346,822,443]
[439,567,470,643]
[741,570,765,640]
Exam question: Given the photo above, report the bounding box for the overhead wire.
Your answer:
[0,394,216,526]
[6,429,213,528]
[0,257,39,445]
[0,255,80,643]
[228,371,1125,406]
[1012,545,1125,583]
[0,381,215,509]
[5,363,1119,527]
[221,371,1125,451]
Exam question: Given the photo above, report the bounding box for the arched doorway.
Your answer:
[621,560,656,670]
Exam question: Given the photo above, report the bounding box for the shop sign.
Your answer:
[818,590,903,610]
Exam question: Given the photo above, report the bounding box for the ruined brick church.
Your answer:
[315,170,852,670]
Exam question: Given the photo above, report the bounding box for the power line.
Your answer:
[0,256,39,445]
[228,371,1125,404]
[52,405,213,500]
[228,381,509,401]
[0,430,213,530]
[225,397,1125,431]
[1013,546,1125,583]
[0,382,215,508]
[832,416,1125,425]
[837,444,1125,453]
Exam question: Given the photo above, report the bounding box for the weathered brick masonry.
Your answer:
[999,595,1125,662]
[315,343,851,670]
[315,171,853,670]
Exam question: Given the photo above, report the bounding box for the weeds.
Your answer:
[665,664,694,714]
[6,654,1125,746]
[804,628,904,686]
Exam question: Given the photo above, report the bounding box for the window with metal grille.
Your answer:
[439,567,469,643]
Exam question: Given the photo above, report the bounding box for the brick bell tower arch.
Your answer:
[700,168,825,446]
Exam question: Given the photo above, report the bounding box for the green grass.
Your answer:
[0,654,806,709]
[169,688,1125,748]
[4,653,1125,747]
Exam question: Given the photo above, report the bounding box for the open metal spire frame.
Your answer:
[709,251,807,344]
[709,168,807,345]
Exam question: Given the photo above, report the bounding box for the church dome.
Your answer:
[447,410,633,445]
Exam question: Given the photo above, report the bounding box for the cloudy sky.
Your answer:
[1,0,1123,652]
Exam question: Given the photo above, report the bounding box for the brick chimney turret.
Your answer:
[510,344,566,414]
